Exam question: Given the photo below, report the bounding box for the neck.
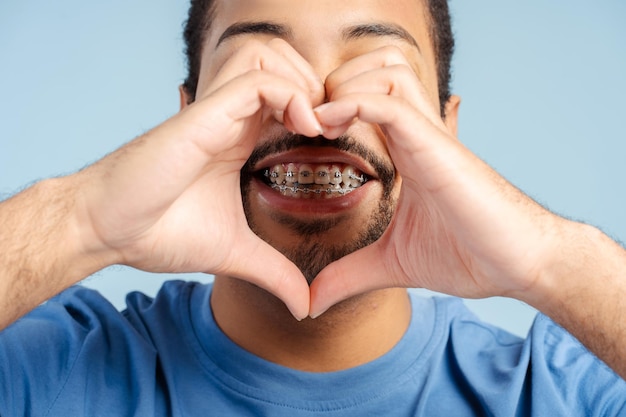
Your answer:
[210,275,412,372]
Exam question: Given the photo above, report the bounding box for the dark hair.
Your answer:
[182,0,454,115]
[425,0,454,114]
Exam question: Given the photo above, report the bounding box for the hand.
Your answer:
[310,46,565,317]
[75,39,324,320]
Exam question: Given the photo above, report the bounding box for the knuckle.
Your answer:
[266,37,290,50]
[392,64,418,82]
[378,44,406,62]
[235,40,272,66]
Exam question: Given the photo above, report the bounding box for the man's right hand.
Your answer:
[0,39,323,327]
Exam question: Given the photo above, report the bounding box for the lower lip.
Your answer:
[252,177,375,215]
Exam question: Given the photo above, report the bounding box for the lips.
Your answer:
[241,133,395,214]
[251,142,378,198]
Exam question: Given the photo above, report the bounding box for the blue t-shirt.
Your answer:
[1,281,625,416]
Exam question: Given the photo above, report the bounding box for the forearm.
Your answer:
[0,177,110,330]
[520,221,626,380]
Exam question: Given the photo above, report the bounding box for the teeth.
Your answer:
[285,163,297,184]
[269,164,285,184]
[325,184,342,199]
[314,165,331,185]
[329,165,343,185]
[298,164,315,185]
[342,166,364,189]
[263,163,367,198]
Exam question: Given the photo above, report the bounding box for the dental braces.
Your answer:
[263,169,366,184]
[270,183,356,195]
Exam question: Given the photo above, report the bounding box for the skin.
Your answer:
[1,0,626,379]
[203,0,439,371]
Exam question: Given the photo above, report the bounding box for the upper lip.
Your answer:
[252,147,378,180]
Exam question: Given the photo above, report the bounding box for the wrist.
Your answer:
[514,219,626,379]
[67,173,123,276]
[0,176,115,329]
[30,177,113,285]
[515,220,624,321]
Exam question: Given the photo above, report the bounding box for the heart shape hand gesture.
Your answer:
[77,39,563,321]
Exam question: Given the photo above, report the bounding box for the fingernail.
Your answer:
[314,122,324,136]
[288,306,306,322]
[309,307,328,320]
[311,112,324,136]
[312,105,329,135]
[273,110,285,123]
[314,102,333,114]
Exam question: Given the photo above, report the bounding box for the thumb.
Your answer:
[309,240,392,318]
[227,232,311,320]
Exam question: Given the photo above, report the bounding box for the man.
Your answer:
[1,0,625,415]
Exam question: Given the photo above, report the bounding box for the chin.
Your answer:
[243,181,395,284]
[239,131,398,282]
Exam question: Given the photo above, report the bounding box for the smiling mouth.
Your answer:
[257,162,369,199]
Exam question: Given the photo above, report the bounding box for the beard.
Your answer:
[240,133,396,284]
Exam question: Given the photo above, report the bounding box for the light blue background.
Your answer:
[1,1,624,336]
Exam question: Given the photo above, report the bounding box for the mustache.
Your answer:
[241,133,395,191]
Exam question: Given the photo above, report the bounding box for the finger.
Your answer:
[314,93,452,173]
[272,110,285,124]
[188,71,323,154]
[319,120,355,139]
[204,39,323,104]
[266,38,325,104]
[309,239,394,318]
[257,79,324,137]
[324,45,442,127]
[328,65,443,128]
[324,45,411,92]
[227,231,311,320]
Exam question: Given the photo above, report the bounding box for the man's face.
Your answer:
[197,0,440,282]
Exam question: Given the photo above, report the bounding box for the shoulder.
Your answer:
[1,285,128,353]
[0,286,123,414]
[527,314,626,414]
[425,295,626,415]
[0,280,200,415]
[429,296,527,373]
